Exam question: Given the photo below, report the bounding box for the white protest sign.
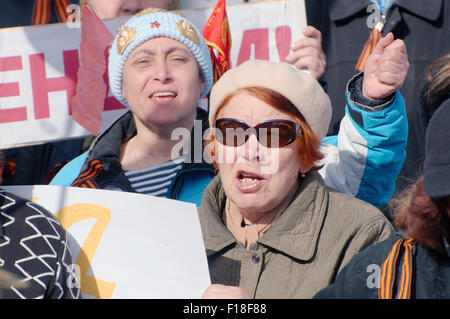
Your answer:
[0,0,306,149]
[2,185,210,299]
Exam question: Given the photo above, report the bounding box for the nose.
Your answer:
[120,0,143,16]
[152,59,171,83]
[242,132,263,162]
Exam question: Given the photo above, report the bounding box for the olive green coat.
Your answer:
[198,172,394,298]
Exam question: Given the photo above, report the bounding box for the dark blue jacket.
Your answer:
[50,109,215,207]
[314,233,450,299]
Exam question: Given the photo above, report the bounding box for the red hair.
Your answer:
[206,87,324,170]
[391,176,450,253]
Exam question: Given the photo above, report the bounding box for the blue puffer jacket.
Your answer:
[51,73,407,209]
[319,72,408,208]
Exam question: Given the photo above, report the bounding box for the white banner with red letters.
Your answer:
[2,185,210,299]
[0,0,306,149]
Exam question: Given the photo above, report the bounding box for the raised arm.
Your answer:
[319,33,409,208]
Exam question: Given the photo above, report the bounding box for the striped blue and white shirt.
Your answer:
[124,156,185,197]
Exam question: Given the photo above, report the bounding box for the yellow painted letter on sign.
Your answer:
[56,203,116,299]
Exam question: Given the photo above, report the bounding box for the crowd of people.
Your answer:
[0,0,449,299]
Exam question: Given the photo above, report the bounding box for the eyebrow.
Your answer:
[129,46,191,59]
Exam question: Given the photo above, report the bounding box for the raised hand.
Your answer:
[362,32,410,100]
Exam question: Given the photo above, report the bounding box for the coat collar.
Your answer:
[199,171,328,261]
[395,0,443,21]
[328,0,372,22]
[84,110,135,168]
[329,0,443,22]
[84,107,211,170]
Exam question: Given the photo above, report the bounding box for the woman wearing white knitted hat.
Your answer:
[51,9,215,204]
[200,33,410,298]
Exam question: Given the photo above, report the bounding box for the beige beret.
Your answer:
[209,60,332,141]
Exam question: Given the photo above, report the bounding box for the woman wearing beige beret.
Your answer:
[200,33,410,298]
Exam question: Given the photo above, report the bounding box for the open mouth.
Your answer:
[149,91,177,102]
[236,170,265,192]
[238,171,263,183]
[151,91,177,98]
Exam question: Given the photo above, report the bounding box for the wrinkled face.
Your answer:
[122,37,204,131]
[89,0,169,19]
[214,91,308,215]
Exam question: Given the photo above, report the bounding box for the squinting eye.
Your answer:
[135,59,150,64]
[170,56,187,62]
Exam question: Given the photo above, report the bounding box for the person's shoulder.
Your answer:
[356,233,404,256]
[341,234,405,273]
[0,190,78,299]
[313,233,403,299]
[0,190,65,236]
[326,187,390,225]
[327,187,382,213]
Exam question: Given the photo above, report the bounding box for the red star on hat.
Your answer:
[150,21,161,29]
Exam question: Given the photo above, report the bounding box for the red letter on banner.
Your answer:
[29,49,79,119]
[275,26,292,62]
[236,28,269,66]
[0,56,27,123]
[104,96,126,111]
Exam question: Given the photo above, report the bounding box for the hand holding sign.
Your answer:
[202,284,249,299]
[285,26,326,80]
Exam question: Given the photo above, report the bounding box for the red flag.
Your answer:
[202,0,232,82]
[71,5,114,135]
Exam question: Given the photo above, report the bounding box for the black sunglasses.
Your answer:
[214,118,301,148]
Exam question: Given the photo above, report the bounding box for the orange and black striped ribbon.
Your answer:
[71,159,103,189]
[31,0,72,25]
[355,28,382,72]
[396,238,416,299]
[378,237,416,299]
